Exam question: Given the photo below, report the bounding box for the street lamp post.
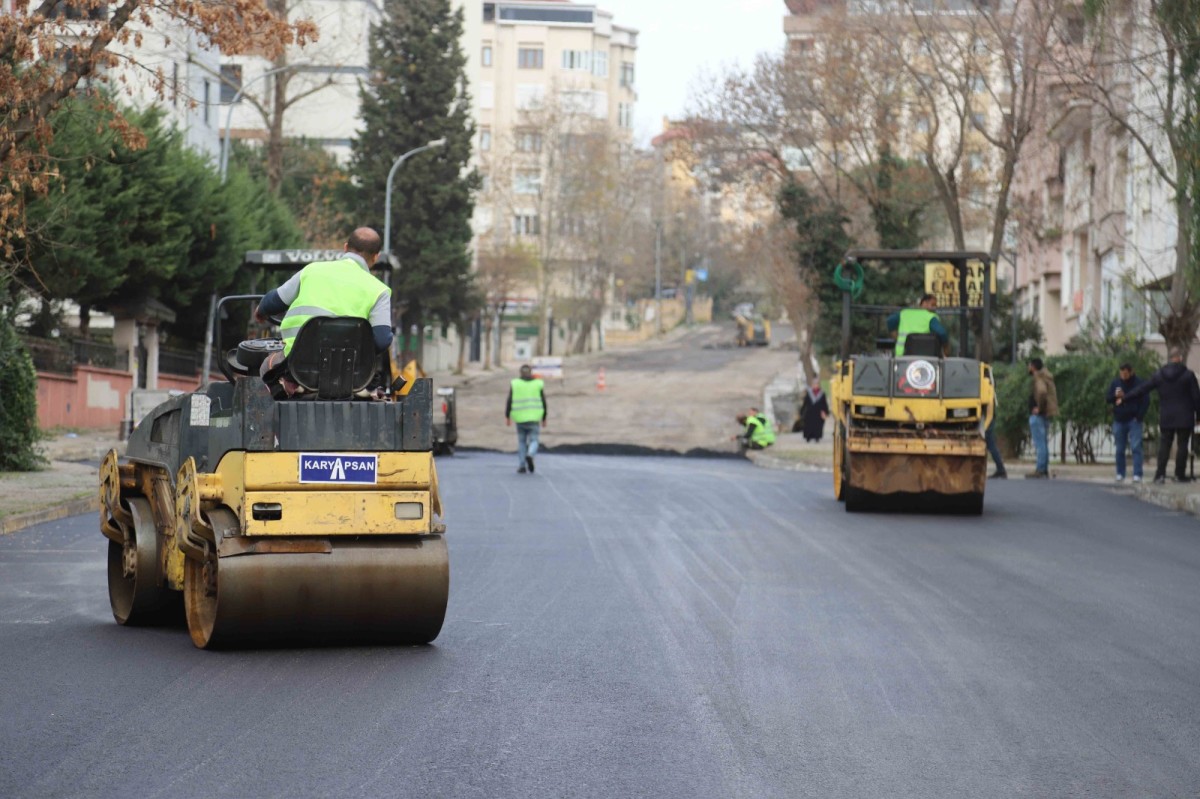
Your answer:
[383,138,447,256]
[202,61,308,385]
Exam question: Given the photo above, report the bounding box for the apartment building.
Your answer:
[472,0,639,359]
[218,0,388,163]
[1012,0,1182,356]
[781,0,1009,253]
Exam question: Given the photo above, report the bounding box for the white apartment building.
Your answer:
[219,0,384,163]
[472,0,639,359]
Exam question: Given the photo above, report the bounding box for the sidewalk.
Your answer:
[0,429,123,535]
[748,431,1200,518]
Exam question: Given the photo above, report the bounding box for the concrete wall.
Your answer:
[36,366,132,430]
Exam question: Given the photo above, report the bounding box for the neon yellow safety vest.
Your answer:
[510,378,545,423]
[279,258,390,356]
[895,308,937,357]
[747,415,775,447]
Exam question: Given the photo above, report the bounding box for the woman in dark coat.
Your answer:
[795,377,830,442]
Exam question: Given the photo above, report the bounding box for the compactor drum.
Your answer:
[829,250,996,515]
[99,301,449,648]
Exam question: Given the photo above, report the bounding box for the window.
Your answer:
[479,172,491,192]
[480,127,492,151]
[513,214,540,236]
[593,51,608,78]
[558,215,586,237]
[518,48,543,69]
[499,6,593,24]
[970,75,987,93]
[915,116,930,133]
[515,129,543,153]
[620,62,635,88]
[219,65,242,104]
[481,44,493,67]
[483,3,495,22]
[479,82,495,109]
[514,169,541,194]
[561,49,590,71]
[971,111,986,129]
[618,102,634,129]
[967,151,984,171]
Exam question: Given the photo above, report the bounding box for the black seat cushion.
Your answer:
[286,317,376,399]
[904,333,942,357]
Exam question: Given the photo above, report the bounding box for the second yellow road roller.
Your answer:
[99,293,448,648]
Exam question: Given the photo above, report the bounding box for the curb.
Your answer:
[0,497,96,536]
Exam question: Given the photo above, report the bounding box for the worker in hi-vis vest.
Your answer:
[506,364,547,474]
[887,293,949,357]
[255,227,393,398]
[733,408,776,451]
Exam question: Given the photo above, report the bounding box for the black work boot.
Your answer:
[990,469,1007,479]
[526,456,535,473]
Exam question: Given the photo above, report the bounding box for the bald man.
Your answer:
[256,227,393,397]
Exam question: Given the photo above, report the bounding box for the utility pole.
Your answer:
[654,221,663,335]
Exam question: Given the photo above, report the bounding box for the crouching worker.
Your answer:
[256,227,393,399]
[734,409,776,451]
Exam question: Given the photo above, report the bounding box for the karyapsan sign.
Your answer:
[924,260,997,309]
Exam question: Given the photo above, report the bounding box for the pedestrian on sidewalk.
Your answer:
[1118,348,1200,484]
[795,378,829,442]
[986,370,1007,479]
[1105,362,1148,483]
[506,364,547,474]
[1025,358,1058,479]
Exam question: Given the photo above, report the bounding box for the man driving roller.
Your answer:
[887,293,949,356]
[256,227,393,398]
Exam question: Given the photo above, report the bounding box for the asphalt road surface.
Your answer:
[3,454,1200,798]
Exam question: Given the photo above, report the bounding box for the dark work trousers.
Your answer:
[1155,426,1192,480]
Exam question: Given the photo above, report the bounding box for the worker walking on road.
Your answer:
[887,293,949,357]
[506,364,547,474]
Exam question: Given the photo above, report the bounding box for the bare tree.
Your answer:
[1048,0,1200,350]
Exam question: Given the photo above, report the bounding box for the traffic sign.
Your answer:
[924,260,996,309]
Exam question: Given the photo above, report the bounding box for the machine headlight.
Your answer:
[856,405,883,416]
[950,407,973,419]
[394,502,424,520]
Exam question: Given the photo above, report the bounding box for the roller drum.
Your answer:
[186,536,449,648]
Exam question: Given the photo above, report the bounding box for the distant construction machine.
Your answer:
[99,250,449,648]
[829,250,995,514]
[735,311,771,347]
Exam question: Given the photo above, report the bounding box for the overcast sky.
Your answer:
[596,0,787,146]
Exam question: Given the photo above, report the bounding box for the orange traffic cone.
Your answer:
[596,368,607,392]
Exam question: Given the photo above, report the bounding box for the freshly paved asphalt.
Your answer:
[2,453,1200,798]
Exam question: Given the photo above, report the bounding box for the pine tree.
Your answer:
[350,0,480,361]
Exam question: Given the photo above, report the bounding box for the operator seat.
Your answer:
[285,317,377,400]
[903,333,943,358]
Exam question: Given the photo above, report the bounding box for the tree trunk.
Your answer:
[482,313,493,370]
[1165,192,1198,356]
[79,303,91,339]
[455,321,467,375]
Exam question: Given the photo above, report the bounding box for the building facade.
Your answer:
[471,0,639,359]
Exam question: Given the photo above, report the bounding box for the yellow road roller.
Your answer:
[829,250,996,515]
[99,293,448,648]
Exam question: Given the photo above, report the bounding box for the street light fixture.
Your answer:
[384,138,447,256]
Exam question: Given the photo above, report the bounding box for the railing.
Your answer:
[22,336,126,374]
[159,346,200,377]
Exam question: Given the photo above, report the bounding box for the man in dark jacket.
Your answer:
[1119,349,1200,483]
[1105,362,1148,483]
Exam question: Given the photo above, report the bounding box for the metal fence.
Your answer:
[159,346,199,377]
[22,336,126,374]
